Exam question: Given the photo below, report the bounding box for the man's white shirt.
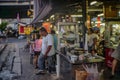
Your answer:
[41,34,55,56]
[88,33,99,47]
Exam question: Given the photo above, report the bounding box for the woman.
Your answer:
[33,34,42,69]
[111,43,120,77]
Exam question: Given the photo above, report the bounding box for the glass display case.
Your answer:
[105,21,120,68]
[105,21,120,47]
[57,22,80,50]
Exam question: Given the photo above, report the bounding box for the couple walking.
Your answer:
[34,27,57,75]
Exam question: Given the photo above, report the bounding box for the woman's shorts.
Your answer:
[34,51,40,56]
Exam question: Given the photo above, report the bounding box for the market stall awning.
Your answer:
[31,0,52,24]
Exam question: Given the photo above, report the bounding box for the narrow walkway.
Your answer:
[18,44,54,80]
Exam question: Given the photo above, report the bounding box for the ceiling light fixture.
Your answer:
[0,19,1,24]
[90,1,97,5]
[98,13,104,17]
[50,15,55,19]
[71,15,82,17]
[119,10,120,16]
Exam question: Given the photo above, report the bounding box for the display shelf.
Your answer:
[56,22,80,78]
[57,22,79,50]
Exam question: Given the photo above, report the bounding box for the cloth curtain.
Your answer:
[32,0,52,24]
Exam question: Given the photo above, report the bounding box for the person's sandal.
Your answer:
[35,66,38,69]
[35,70,46,75]
[109,74,115,79]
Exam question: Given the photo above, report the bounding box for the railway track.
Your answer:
[0,44,7,56]
[0,44,18,80]
[0,44,9,71]
[0,44,16,71]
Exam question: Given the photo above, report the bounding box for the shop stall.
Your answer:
[105,21,120,68]
[56,51,105,80]
[56,22,105,80]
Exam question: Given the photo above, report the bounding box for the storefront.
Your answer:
[104,21,120,68]
[31,0,120,80]
[55,21,105,80]
[52,1,120,79]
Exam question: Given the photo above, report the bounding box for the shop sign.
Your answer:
[19,25,25,34]
[27,9,33,18]
[19,25,31,35]
[24,27,31,35]
[104,5,118,18]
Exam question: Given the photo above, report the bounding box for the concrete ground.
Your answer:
[1,38,120,80]
[16,42,56,80]
[12,41,120,80]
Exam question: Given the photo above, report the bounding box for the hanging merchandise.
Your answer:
[97,17,101,27]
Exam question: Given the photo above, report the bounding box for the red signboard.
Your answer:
[97,17,101,27]
[19,26,25,34]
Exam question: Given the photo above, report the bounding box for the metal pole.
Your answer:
[56,54,60,78]
[82,0,87,46]
[56,22,60,78]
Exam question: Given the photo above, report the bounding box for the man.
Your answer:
[51,30,58,70]
[87,28,99,53]
[36,27,55,75]
[51,30,58,50]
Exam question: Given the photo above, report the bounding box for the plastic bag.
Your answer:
[82,64,100,80]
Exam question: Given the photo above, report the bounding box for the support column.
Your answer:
[82,0,87,46]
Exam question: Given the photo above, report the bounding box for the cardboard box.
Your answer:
[75,70,87,80]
